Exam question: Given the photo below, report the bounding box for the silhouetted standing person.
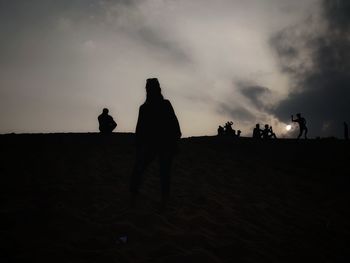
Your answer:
[292,113,308,139]
[130,78,181,210]
[344,122,349,140]
[98,108,117,134]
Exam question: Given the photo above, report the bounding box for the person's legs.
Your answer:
[100,126,113,134]
[100,126,108,134]
[105,124,116,134]
[159,150,174,210]
[130,148,156,205]
[297,128,303,139]
[110,122,117,132]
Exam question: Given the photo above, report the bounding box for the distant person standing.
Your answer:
[344,122,349,140]
[291,113,308,139]
[98,108,117,134]
[130,78,181,210]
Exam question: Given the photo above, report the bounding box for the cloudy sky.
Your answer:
[0,0,348,137]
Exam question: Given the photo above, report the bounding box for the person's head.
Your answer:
[297,113,301,118]
[103,108,109,114]
[255,123,260,128]
[264,124,269,129]
[145,78,163,103]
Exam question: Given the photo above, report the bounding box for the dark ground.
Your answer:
[1,133,349,262]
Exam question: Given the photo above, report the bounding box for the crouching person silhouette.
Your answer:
[98,108,117,134]
[130,78,181,211]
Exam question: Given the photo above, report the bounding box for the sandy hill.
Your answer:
[1,133,349,262]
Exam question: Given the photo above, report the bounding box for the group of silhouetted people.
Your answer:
[252,113,308,140]
[96,77,348,211]
[252,124,277,139]
[217,114,349,141]
[216,114,311,140]
[251,113,309,140]
[217,121,241,138]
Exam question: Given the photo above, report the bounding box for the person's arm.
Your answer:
[111,117,116,124]
[111,117,117,129]
[109,116,117,127]
[165,100,181,139]
[98,115,102,131]
[135,106,146,145]
[291,115,295,122]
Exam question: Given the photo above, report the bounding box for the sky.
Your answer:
[0,0,348,138]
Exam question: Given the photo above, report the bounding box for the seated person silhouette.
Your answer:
[252,124,262,139]
[98,108,117,134]
[130,78,181,211]
[291,113,308,139]
[224,121,235,136]
[269,126,277,139]
[217,125,225,136]
[235,130,241,138]
[262,124,277,139]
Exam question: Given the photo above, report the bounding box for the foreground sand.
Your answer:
[1,133,349,262]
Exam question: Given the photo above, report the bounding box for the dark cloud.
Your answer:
[270,0,350,137]
[218,103,255,122]
[214,81,272,129]
[238,83,272,110]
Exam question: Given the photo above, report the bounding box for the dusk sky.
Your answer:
[0,0,349,137]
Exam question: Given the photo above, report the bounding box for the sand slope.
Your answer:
[1,133,349,262]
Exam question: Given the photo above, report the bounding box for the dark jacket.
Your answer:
[98,114,117,132]
[135,99,181,148]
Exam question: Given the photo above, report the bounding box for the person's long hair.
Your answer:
[145,78,164,104]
